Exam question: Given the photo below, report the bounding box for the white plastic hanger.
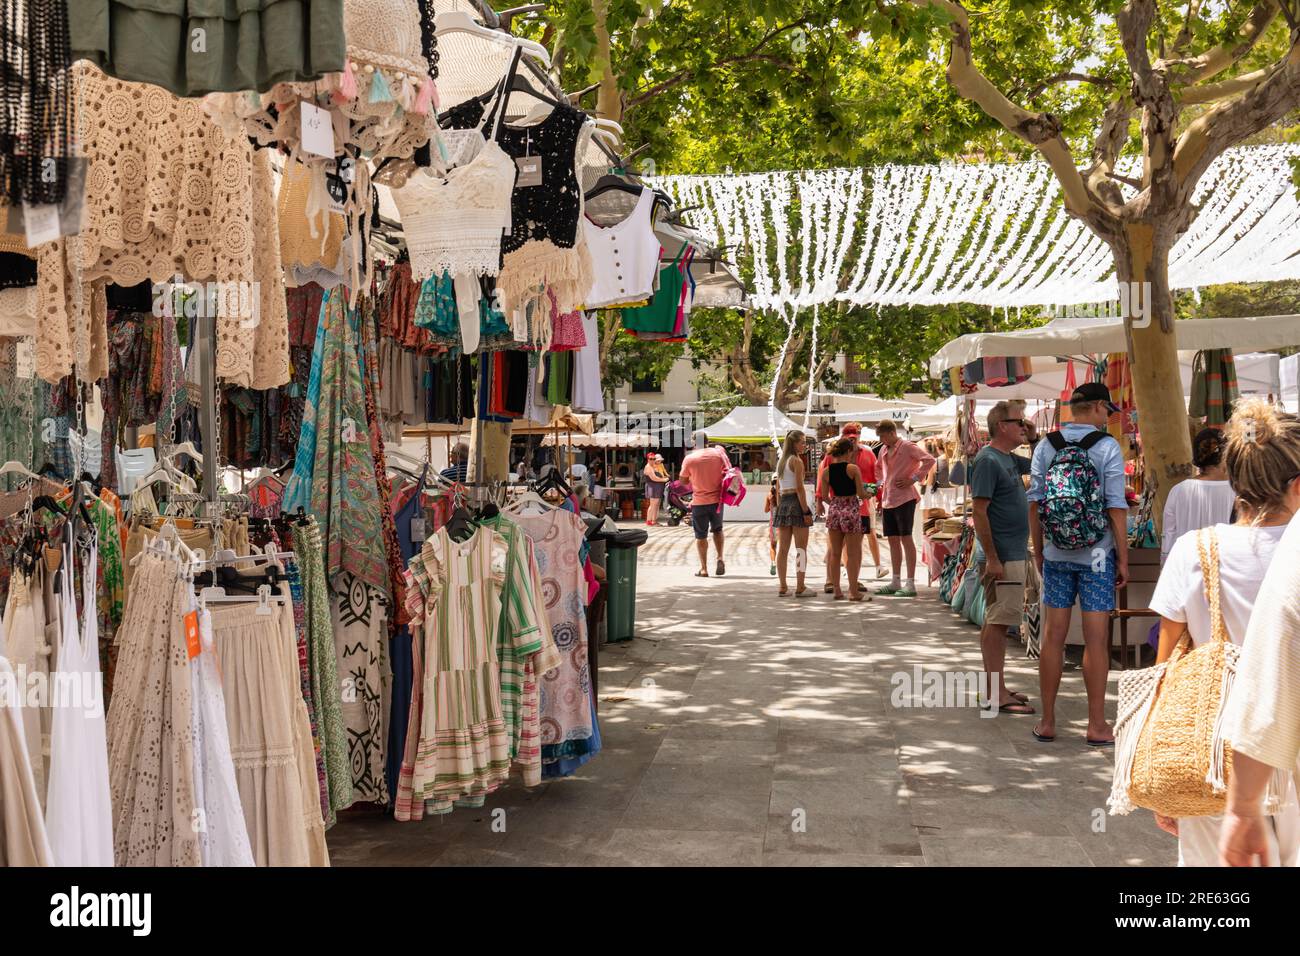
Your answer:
[504,489,553,514]
[0,460,44,483]
[163,441,204,466]
[435,11,552,67]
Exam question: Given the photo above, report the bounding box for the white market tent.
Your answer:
[1284,354,1299,413]
[704,405,804,444]
[928,314,1300,378]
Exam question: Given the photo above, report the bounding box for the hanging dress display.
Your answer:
[0,655,52,866]
[45,537,114,867]
[0,0,73,208]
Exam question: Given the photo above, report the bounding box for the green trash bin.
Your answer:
[606,528,648,642]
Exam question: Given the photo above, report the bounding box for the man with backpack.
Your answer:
[681,430,733,577]
[1027,383,1130,746]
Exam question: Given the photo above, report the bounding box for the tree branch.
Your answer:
[1174,0,1205,56]
[1084,93,1135,214]
[1117,0,1178,202]
[1156,0,1281,85]
[1109,172,1144,189]
[1021,72,1115,100]
[908,0,1101,222]
[1177,64,1281,104]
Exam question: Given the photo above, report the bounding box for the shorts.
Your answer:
[645,481,665,500]
[825,496,862,534]
[772,493,806,528]
[1043,553,1116,613]
[982,560,1027,626]
[690,503,723,539]
[882,499,918,537]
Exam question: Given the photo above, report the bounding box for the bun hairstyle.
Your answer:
[1222,399,1300,515]
[828,437,854,458]
[1192,427,1227,470]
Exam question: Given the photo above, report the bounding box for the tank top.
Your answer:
[828,461,856,497]
[583,187,662,308]
[780,459,799,492]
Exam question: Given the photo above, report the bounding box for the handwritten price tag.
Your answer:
[300,101,335,158]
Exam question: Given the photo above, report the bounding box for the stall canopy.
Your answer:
[929,314,1300,378]
[542,431,654,448]
[705,405,804,444]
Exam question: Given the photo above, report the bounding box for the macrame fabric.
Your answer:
[0,0,72,206]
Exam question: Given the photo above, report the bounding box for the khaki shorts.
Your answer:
[983,560,1027,627]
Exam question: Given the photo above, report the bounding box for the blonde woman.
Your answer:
[772,430,814,597]
[818,436,870,601]
[643,453,669,526]
[1147,400,1300,866]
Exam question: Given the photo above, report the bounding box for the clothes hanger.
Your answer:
[434,10,552,68]
[584,174,646,204]
[0,460,45,483]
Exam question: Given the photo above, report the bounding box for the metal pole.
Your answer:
[196,313,219,513]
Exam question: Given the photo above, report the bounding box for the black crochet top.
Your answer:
[440,98,586,254]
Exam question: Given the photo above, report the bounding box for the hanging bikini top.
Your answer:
[391,64,517,281]
[582,187,661,308]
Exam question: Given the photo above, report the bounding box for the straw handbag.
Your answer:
[1108,529,1238,817]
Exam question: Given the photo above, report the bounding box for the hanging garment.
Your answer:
[391,85,515,281]
[105,547,201,866]
[208,594,330,867]
[0,0,73,207]
[510,510,598,773]
[67,0,345,96]
[413,272,460,335]
[441,95,595,314]
[549,292,588,351]
[283,558,329,826]
[1,569,50,805]
[190,600,255,867]
[622,245,688,335]
[35,63,289,388]
[582,188,662,308]
[1189,348,1240,426]
[331,572,390,805]
[46,538,114,867]
[0,654,53,866]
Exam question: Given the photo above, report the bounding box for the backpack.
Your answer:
[720,465,747,506]
[1040,430,1109,551]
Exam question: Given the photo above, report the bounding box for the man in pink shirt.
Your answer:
[816,422,886,591]
[874,419,935,597]
[680,431,731,577]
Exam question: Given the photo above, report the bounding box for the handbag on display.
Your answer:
[1107,529,1284,817]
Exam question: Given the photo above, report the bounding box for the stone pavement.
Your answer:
[327,523,1178,866]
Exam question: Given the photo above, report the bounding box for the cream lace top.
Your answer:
[36,63,288,389]
[391,129,516,281]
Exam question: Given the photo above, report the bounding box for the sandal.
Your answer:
[794,588,813,598]
[716,559,726,577]
[997,701,1035,715]
[695,570,709,578]
[1031,726,1055,742]
[833,593,846,600]
[823,584,835,594]
[778,588,789,597]
[848,592,869,602]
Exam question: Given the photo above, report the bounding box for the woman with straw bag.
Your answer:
[1108,400,1300,865]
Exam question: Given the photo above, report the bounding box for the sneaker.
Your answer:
[895,587,917,597]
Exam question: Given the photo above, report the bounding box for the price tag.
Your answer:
[22,202,61,247]
[300,101,335,158]
[15,339,34,380]
[410,517,426,543]
[515,156,543,187]
[184,611,201,659]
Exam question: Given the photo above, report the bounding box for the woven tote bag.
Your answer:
[1108,529,1237,817]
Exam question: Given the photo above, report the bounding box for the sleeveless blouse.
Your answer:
[583,187,662,308]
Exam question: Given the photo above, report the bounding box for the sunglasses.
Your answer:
[1000,418,1027,428]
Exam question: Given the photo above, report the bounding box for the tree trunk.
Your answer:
[1115,223,1193,528]
[591,0,623,124]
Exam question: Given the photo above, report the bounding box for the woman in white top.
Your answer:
[1161,427,1237,562]
[771,431,814,597]
[1148,400,1300,866]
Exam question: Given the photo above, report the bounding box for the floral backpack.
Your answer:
[1040,430,1109,551]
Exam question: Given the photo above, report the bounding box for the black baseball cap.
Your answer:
[1069,382,1119,412]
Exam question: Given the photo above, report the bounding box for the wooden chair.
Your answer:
[1109,547,1163,669]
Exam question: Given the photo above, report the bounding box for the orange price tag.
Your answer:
[184,611,201,659]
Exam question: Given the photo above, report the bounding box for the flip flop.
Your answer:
[778,588,789,597]
[1031,727,1055,742]
[823,584,835,594]
[998,701,1035,715]
[794,589,813,598]
[1007,691,1030,704]
[715,560,726,576]
[695,570,709,578]
[1087,737,1115,748]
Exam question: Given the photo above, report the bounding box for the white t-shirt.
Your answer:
[1161,478,1237,563]
[1149,522,1289,647]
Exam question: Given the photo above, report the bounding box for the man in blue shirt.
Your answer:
[440,442,469,483]
[1027,383,1130,746]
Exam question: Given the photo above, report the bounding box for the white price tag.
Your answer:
[410,517,426,543]
[300,102,335,158]
[22,202,61,247]
[15,339,35,379]
[515,156,543,187]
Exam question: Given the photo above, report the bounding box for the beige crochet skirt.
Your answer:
[209,597,328,867]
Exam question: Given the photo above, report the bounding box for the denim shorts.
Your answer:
[690,504,723,539]
[1042,553,1116,613]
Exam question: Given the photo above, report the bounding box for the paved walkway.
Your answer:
[327,523,1177,866]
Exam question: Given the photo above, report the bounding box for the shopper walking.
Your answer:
[818,437,871,601]
[970,402,1035,714]
[1148,400,1300,865]
[1161,427,1235,562]
[681,431,731,577]
[1027,383,1129,746]
[643,453,669,526]
[1222,506,1300,867]
[817,422,885,592]
[772,430,814,597]
[875,420,935,597]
